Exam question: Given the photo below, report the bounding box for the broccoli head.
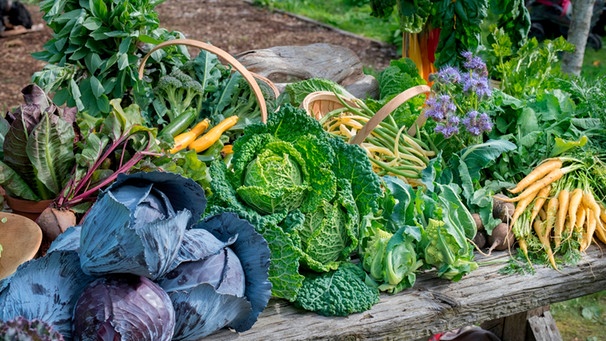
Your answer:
[153,68,205,121]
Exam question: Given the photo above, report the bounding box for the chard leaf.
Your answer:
[0,160,39,200]
[2,109,41,186]
[550,135,588,157]
[28,113,75,196]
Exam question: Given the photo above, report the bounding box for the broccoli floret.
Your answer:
[154,68,205,120]
[294,263,380,316]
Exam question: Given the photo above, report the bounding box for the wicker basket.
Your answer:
[301,84,431,144]
[137,38,278,123]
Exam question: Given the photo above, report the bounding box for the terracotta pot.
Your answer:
[5,195,54,222]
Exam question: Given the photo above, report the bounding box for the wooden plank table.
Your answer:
[212,245,606,340]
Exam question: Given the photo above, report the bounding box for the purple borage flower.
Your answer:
[423,51,494,140]
[425,94,456,122]
[436,66,462,84]
[462,111,493,136]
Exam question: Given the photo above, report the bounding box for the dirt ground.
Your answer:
[0,0,397,111]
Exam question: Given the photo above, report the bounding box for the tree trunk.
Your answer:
[561,0,597,76]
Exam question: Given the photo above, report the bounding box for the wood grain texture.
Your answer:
[211,245,606,340]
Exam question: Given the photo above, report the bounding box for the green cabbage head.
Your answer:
[238,140,308,214]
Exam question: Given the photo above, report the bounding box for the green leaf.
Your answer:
[70,78,84,111]
[117,53,129,70]
[84,53,103,73]
[550,136,588,157]
[89,75,104,98]
[458,139,517,181]
[82,16,102,30]
[28,114,75,197]
[118,37,132,54]
[264,223,305,301]
[89,0,108,20]
[0,160,39,201]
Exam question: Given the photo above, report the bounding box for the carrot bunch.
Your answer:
[499,156,606,269]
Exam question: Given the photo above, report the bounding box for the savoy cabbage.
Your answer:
[206,104,382,306]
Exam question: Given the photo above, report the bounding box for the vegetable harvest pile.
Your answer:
[2,0,606,339]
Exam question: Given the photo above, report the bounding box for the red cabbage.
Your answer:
[72,275,175,341]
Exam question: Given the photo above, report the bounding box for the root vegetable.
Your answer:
[487,222,514,253]
[508,158,563,194]
[538,196,558,269]
[493,194,515,224]
[566,188,584,235]
[554,189,570,247]
[595,216,606,244]
[472,213,484,232]
[533,218,557,269]
[530,184,552,223]
[510,187,542,228]
[580,207,597,252]
[473,230,487,250]
[500,167,566,203]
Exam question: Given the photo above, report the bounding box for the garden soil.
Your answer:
[0,0,397,111]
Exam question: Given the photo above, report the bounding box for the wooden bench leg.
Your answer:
[481,306,563,341]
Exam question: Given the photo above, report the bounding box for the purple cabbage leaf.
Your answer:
[0,251,95,339]
[78,171,206,279]
[72,275,175,341]
[157,212,271,340]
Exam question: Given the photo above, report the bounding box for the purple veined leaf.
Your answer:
[47,225,82,253]
[168,284,252,341]
[156,212,272,339]
[109,171,207,227]
[191,212,272,332]
[72,275,175,341]
[0,251,95,339]
[78,171,207,280]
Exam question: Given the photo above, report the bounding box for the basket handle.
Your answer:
[137,38,270,123]
[349,84,431,145]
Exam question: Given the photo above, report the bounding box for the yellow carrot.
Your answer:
[543,196,559,269]
[579,191,601,251]
[510,187,542,228]
[580,207,597,252]
[533,216,557,270]
[513,211,533,266]
[500,167,566,203]
[189,116,239,153]
[567,188,584,235]
[581,190,601,221]
[530,184,551,223]
[595,214,606,244]
[169,118,210,154]
[576,207,587,234]
[508,158,563,194]
[538,207,547,221]
[553,189,570,248]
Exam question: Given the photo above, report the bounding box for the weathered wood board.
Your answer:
[211,245,606,340]
[236,43,379,99]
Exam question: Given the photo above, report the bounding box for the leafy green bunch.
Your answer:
[206,104,382,315]
[484,29,574,98]
[32,0,188,116]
